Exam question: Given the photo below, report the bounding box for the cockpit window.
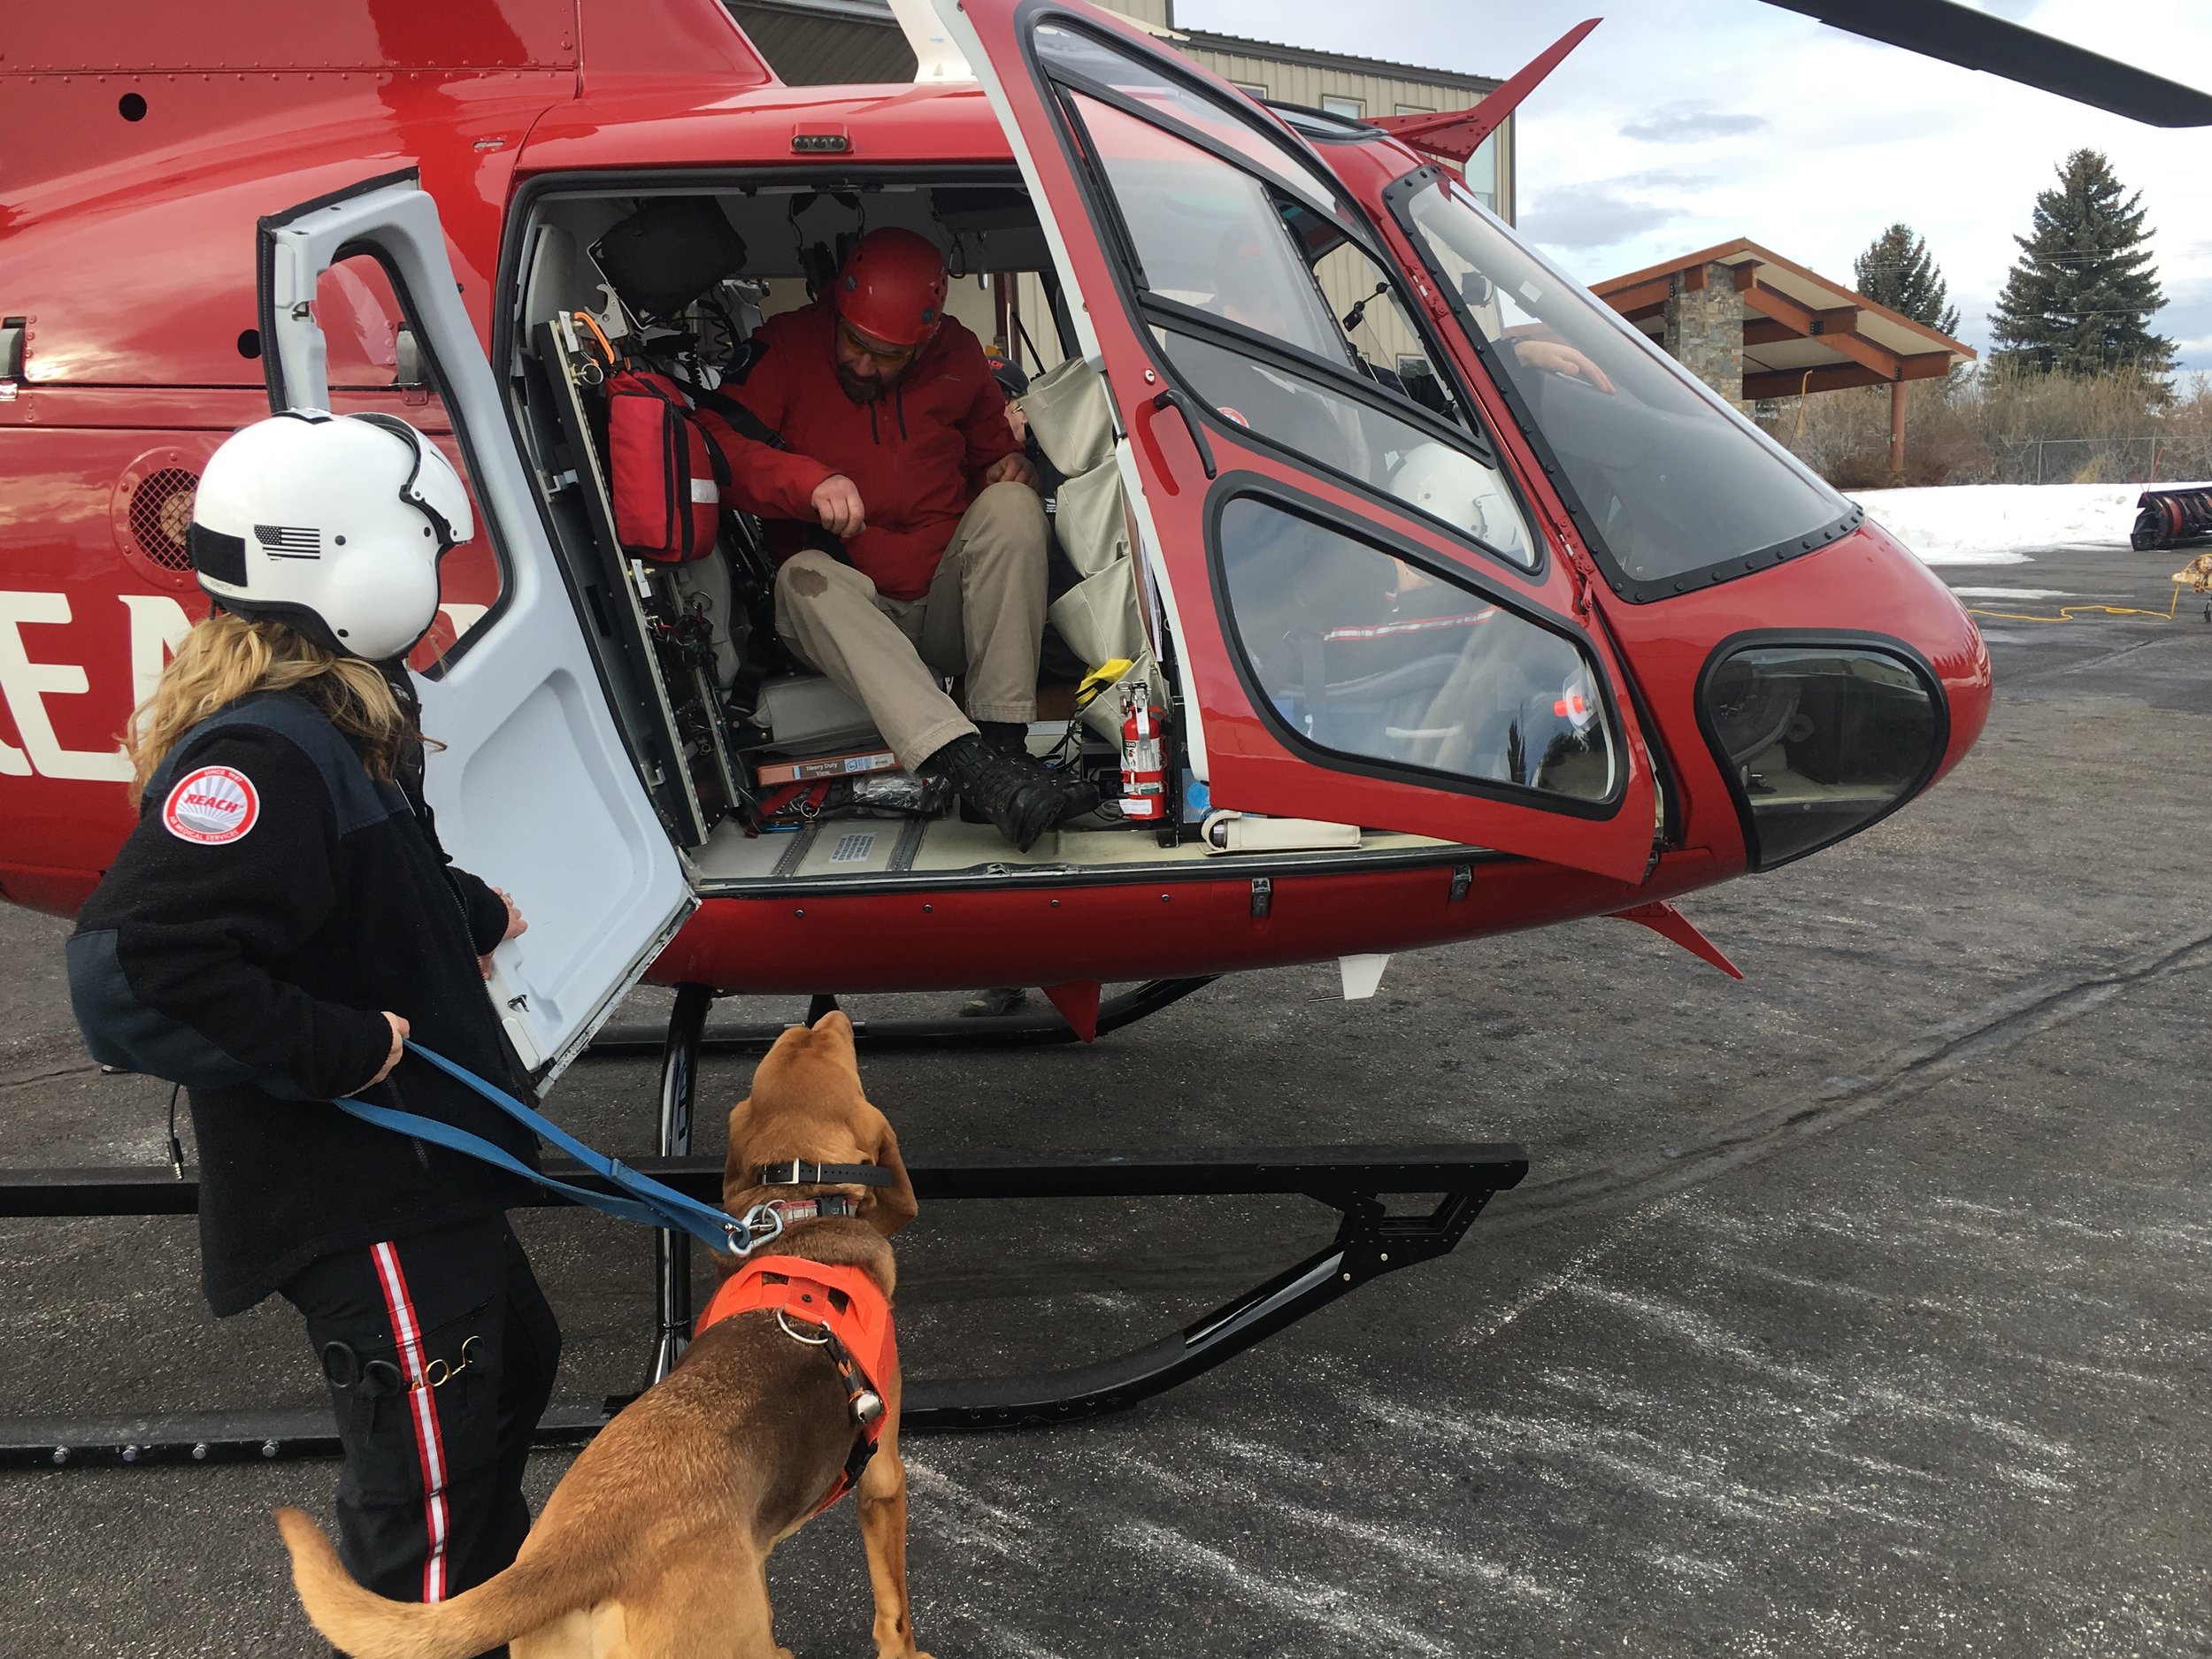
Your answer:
[1158,326,1532,566]
[1036,23,1346,219]
[1216,496,1616,804]
[1394,173,1857,601]
[1056,82,1535,571]
[1070,93,1346,360]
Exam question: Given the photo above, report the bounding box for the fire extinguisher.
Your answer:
[1120,682,1166,822]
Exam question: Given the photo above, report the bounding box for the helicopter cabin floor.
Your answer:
[688,805,1452,885]
[4,539,2210,1656]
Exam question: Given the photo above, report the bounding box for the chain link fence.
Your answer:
[2006,436,2212,485]
[1770,371,2212,488]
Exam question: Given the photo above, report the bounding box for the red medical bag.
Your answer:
[605,369,726,563]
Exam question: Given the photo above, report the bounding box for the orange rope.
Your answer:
[570,311,618,368]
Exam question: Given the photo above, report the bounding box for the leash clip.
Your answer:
[724,1201,787,1258]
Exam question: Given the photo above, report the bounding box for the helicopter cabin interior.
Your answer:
[485,168,1561,893]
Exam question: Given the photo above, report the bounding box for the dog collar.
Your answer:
[756,1159,896,1188]
[764,1194,862,1225]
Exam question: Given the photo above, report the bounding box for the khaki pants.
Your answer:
[772,481,1048,769]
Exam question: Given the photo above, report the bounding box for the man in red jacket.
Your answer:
[699,228,1095,851]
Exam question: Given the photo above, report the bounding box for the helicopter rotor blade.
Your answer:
[1764,0,2212,127]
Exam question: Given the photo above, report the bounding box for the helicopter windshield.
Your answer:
[1395,173,1855,600]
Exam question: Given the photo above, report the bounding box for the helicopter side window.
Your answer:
[1062,89,1536,571]
[1036,22,1348,222]
[1155,326,1532,566]
[1302,222,1457,420]
[1068,91,1346,360]
[1395,174,1855,601]
[1216,495,1617,805]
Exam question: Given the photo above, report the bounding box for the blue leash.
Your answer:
[339,1041,784,1258]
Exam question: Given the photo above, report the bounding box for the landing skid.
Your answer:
[0,982,1525,1469]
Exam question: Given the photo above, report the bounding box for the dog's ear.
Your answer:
[721,1093,757,1205]
[862,1112,918,1239]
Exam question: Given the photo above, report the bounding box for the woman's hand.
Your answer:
[367,1011,410,1086]
[480,887,528,979]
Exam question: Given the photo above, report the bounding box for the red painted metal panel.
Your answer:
[649,849,1723,995]
[512,82,1014,173]
[8,0,579,73]
[4,83,559,387]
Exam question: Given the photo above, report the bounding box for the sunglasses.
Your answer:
[835,317,920,371]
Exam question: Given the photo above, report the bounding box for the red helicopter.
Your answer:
[2,0,2204,1454]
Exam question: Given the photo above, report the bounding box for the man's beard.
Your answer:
[837,365,886,403]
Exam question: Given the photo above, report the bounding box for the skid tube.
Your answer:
[0,983,1524,1468]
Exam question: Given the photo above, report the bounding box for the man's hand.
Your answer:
[1509,338,1615,394]
[367,1011,410,1087]
[982,451,1040,490]
[480,887,528,979]
[812,474,867,539]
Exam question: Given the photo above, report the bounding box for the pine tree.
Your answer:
[1853,223,1961,336]
[1988,149,2174,378]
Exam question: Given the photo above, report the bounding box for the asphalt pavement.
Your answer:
[2,540,2208,1656]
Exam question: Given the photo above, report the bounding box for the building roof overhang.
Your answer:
[1592,238,1975,401]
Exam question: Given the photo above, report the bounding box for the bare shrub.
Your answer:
[1770,367,2212,487]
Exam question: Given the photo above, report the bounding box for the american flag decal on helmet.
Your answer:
[254,524,321,558]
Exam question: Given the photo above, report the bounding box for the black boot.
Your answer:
[977,720,1031,759]
[978,721,1104,819]
[921,733,1070,852]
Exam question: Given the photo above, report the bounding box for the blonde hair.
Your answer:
[128,612,414,805]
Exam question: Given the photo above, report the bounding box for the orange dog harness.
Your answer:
[696,1254,896,1513]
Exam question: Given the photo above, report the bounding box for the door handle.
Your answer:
[1150,388,1217,480]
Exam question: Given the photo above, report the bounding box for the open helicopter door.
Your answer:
[258,172,695,1085]
[935,0,1660,883]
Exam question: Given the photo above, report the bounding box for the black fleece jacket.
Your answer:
[66,691,541,1315]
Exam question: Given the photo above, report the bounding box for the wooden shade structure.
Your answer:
[1594,240,1975,472]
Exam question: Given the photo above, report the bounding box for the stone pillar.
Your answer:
[1662,262,1745,408]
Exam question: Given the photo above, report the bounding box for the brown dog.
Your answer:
[274,1010,931,1659]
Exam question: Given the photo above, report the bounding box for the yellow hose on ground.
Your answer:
[1964,586,2183,625]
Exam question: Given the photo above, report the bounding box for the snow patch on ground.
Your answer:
[1845,483,2155,565]
[1949,587,2076,599]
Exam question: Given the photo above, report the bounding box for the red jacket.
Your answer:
[698,300,1021,601]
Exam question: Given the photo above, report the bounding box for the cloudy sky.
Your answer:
[1178,0,2212,372]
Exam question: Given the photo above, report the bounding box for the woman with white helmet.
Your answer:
[66,410,558,1624]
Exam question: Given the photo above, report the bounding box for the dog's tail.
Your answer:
[274,1508,578,1659]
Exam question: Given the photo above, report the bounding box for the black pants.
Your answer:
[281,1216,560,1623]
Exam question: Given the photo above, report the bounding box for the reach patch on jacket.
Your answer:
[68,690,540,1315]
[162,764,260,844]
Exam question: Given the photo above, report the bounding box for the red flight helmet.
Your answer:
[833,228,949,350]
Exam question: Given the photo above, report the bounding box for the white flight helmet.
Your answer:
[1391,442,1524,555]
[187,410,472,662]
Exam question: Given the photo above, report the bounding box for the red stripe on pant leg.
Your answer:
[370,1240,453,1603]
